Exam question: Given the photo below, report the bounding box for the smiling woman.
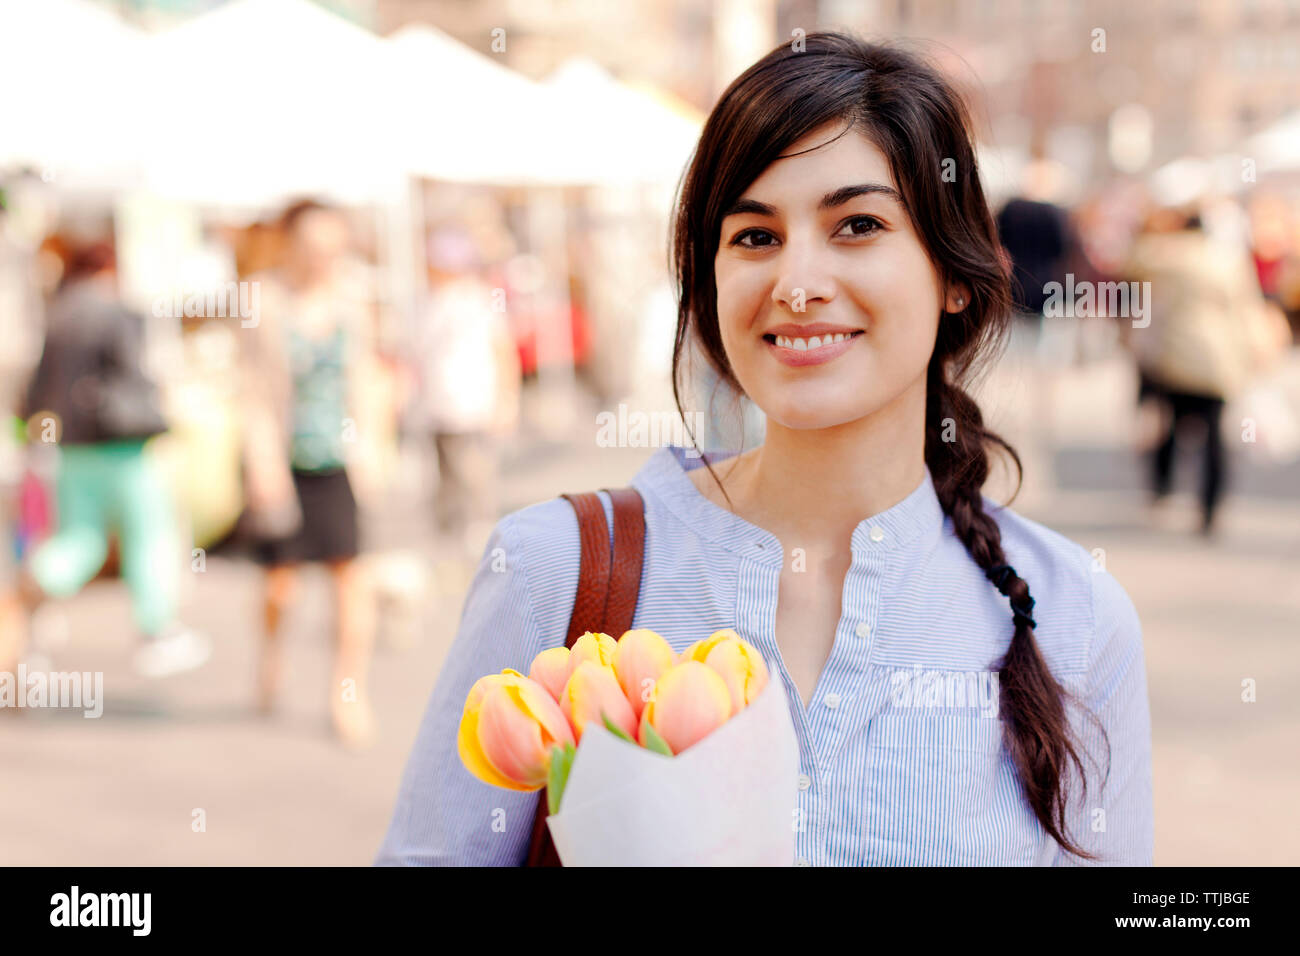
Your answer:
[376,31,1152,867]
[669,32,1152,864]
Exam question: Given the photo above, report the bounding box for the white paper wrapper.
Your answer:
[546,677,799,866]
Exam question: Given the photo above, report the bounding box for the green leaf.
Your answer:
[601,711,636,744]
[641,720,674,757]
[547,743,577,816]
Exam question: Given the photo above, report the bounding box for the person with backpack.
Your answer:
[4,238,209,680]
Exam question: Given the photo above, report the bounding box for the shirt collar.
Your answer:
[631,444,947,566]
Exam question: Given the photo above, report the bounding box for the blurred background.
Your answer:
[0,0,1297,865]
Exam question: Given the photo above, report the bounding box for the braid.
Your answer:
[926,365,1104,861]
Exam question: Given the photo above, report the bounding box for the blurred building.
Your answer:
[371,0,1300,191]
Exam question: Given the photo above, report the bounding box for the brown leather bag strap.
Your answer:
[560,491,612,649]
[601,487,647,640]
[525,486,646,867]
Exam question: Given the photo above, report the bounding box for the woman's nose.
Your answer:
[770,240,835,312]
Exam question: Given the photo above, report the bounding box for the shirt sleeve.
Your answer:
[1051,568,1155,865]
[373,511,548,866]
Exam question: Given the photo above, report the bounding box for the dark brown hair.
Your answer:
[670,32,1107,860]
[59,238,116,290]
[279,197,337,236]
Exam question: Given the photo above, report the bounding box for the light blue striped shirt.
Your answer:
[375,444,1153,866]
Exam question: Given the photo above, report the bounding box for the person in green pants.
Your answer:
[27,439,179,636]
[4,239,208,680]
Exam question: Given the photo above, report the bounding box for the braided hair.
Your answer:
[670,32,1107,859]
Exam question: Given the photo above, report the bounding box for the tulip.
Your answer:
[570,631,618,670]
[529,646,571,701]
[561,661,638,742]
[703,637,769,713]
[458,669,574,791]
[679,627,743,665]
[612,628,675,718]
[638,660,732,755]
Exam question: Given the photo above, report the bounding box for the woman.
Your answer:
[241,200,379,748]
[377,33,1152,866]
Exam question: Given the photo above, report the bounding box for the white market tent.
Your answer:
[388,29,704,188]
[541,56,702,186]
[386,24,574,186]
[3,0,706,205]
[0,0,149,193]
[141,0,406,209]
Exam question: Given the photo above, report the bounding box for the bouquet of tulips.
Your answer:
[458,628,799,866]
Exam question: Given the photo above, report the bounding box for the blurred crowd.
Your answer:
[0,158,1297,747]
[0,183,534,747]
[995,159,1296,535]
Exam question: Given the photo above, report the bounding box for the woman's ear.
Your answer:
[945,282,972,314]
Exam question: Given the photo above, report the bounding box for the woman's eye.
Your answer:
[731,229,777,249]
[837,215,883,238]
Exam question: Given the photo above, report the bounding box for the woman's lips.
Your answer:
[763,330,864,367]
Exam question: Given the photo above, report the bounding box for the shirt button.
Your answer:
[869,525,885,542]
[823,693,841,710]
[795,858,812,867]
[855,621,870,638]
[797,773,811,790]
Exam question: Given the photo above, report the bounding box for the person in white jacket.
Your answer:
[1122,204,1289,536]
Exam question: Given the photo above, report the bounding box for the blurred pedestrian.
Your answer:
[239,200,380,747]
[1122,203,1289,536]
[992,160,1076,506]
[4,238,209,677]
[411,228,519,559]
[996,158,1075,361]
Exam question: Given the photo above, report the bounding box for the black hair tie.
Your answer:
[986,563,1038,629]
[986,563,1016,592]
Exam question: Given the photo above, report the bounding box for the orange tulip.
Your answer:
[458,669,575,791]
[612,628,675,719]
[529,646,571,701]
[561,661,638,742]
[638,660,732,755]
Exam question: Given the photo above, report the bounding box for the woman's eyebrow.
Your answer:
[721,197,777,219]
[820,183,903,210]
[721,182,904,220]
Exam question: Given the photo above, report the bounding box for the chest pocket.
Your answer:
[861,709,1040,865]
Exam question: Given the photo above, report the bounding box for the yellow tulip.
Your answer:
[561,661,638,742]
[703,635,770,713]
[679,627,743,664]
[570,631,618,670]
[612,628,675,719]
[638,660,732,755]
[529,646,571,701]
[458,669,575,791]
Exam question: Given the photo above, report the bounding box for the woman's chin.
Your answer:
[761,396,876,432]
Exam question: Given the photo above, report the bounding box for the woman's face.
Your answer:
[288,208,350,279]
[713,121,955,431]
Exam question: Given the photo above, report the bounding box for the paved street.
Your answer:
[2,358,1297,866]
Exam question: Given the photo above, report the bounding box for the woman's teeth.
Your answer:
[773,332,856,351]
